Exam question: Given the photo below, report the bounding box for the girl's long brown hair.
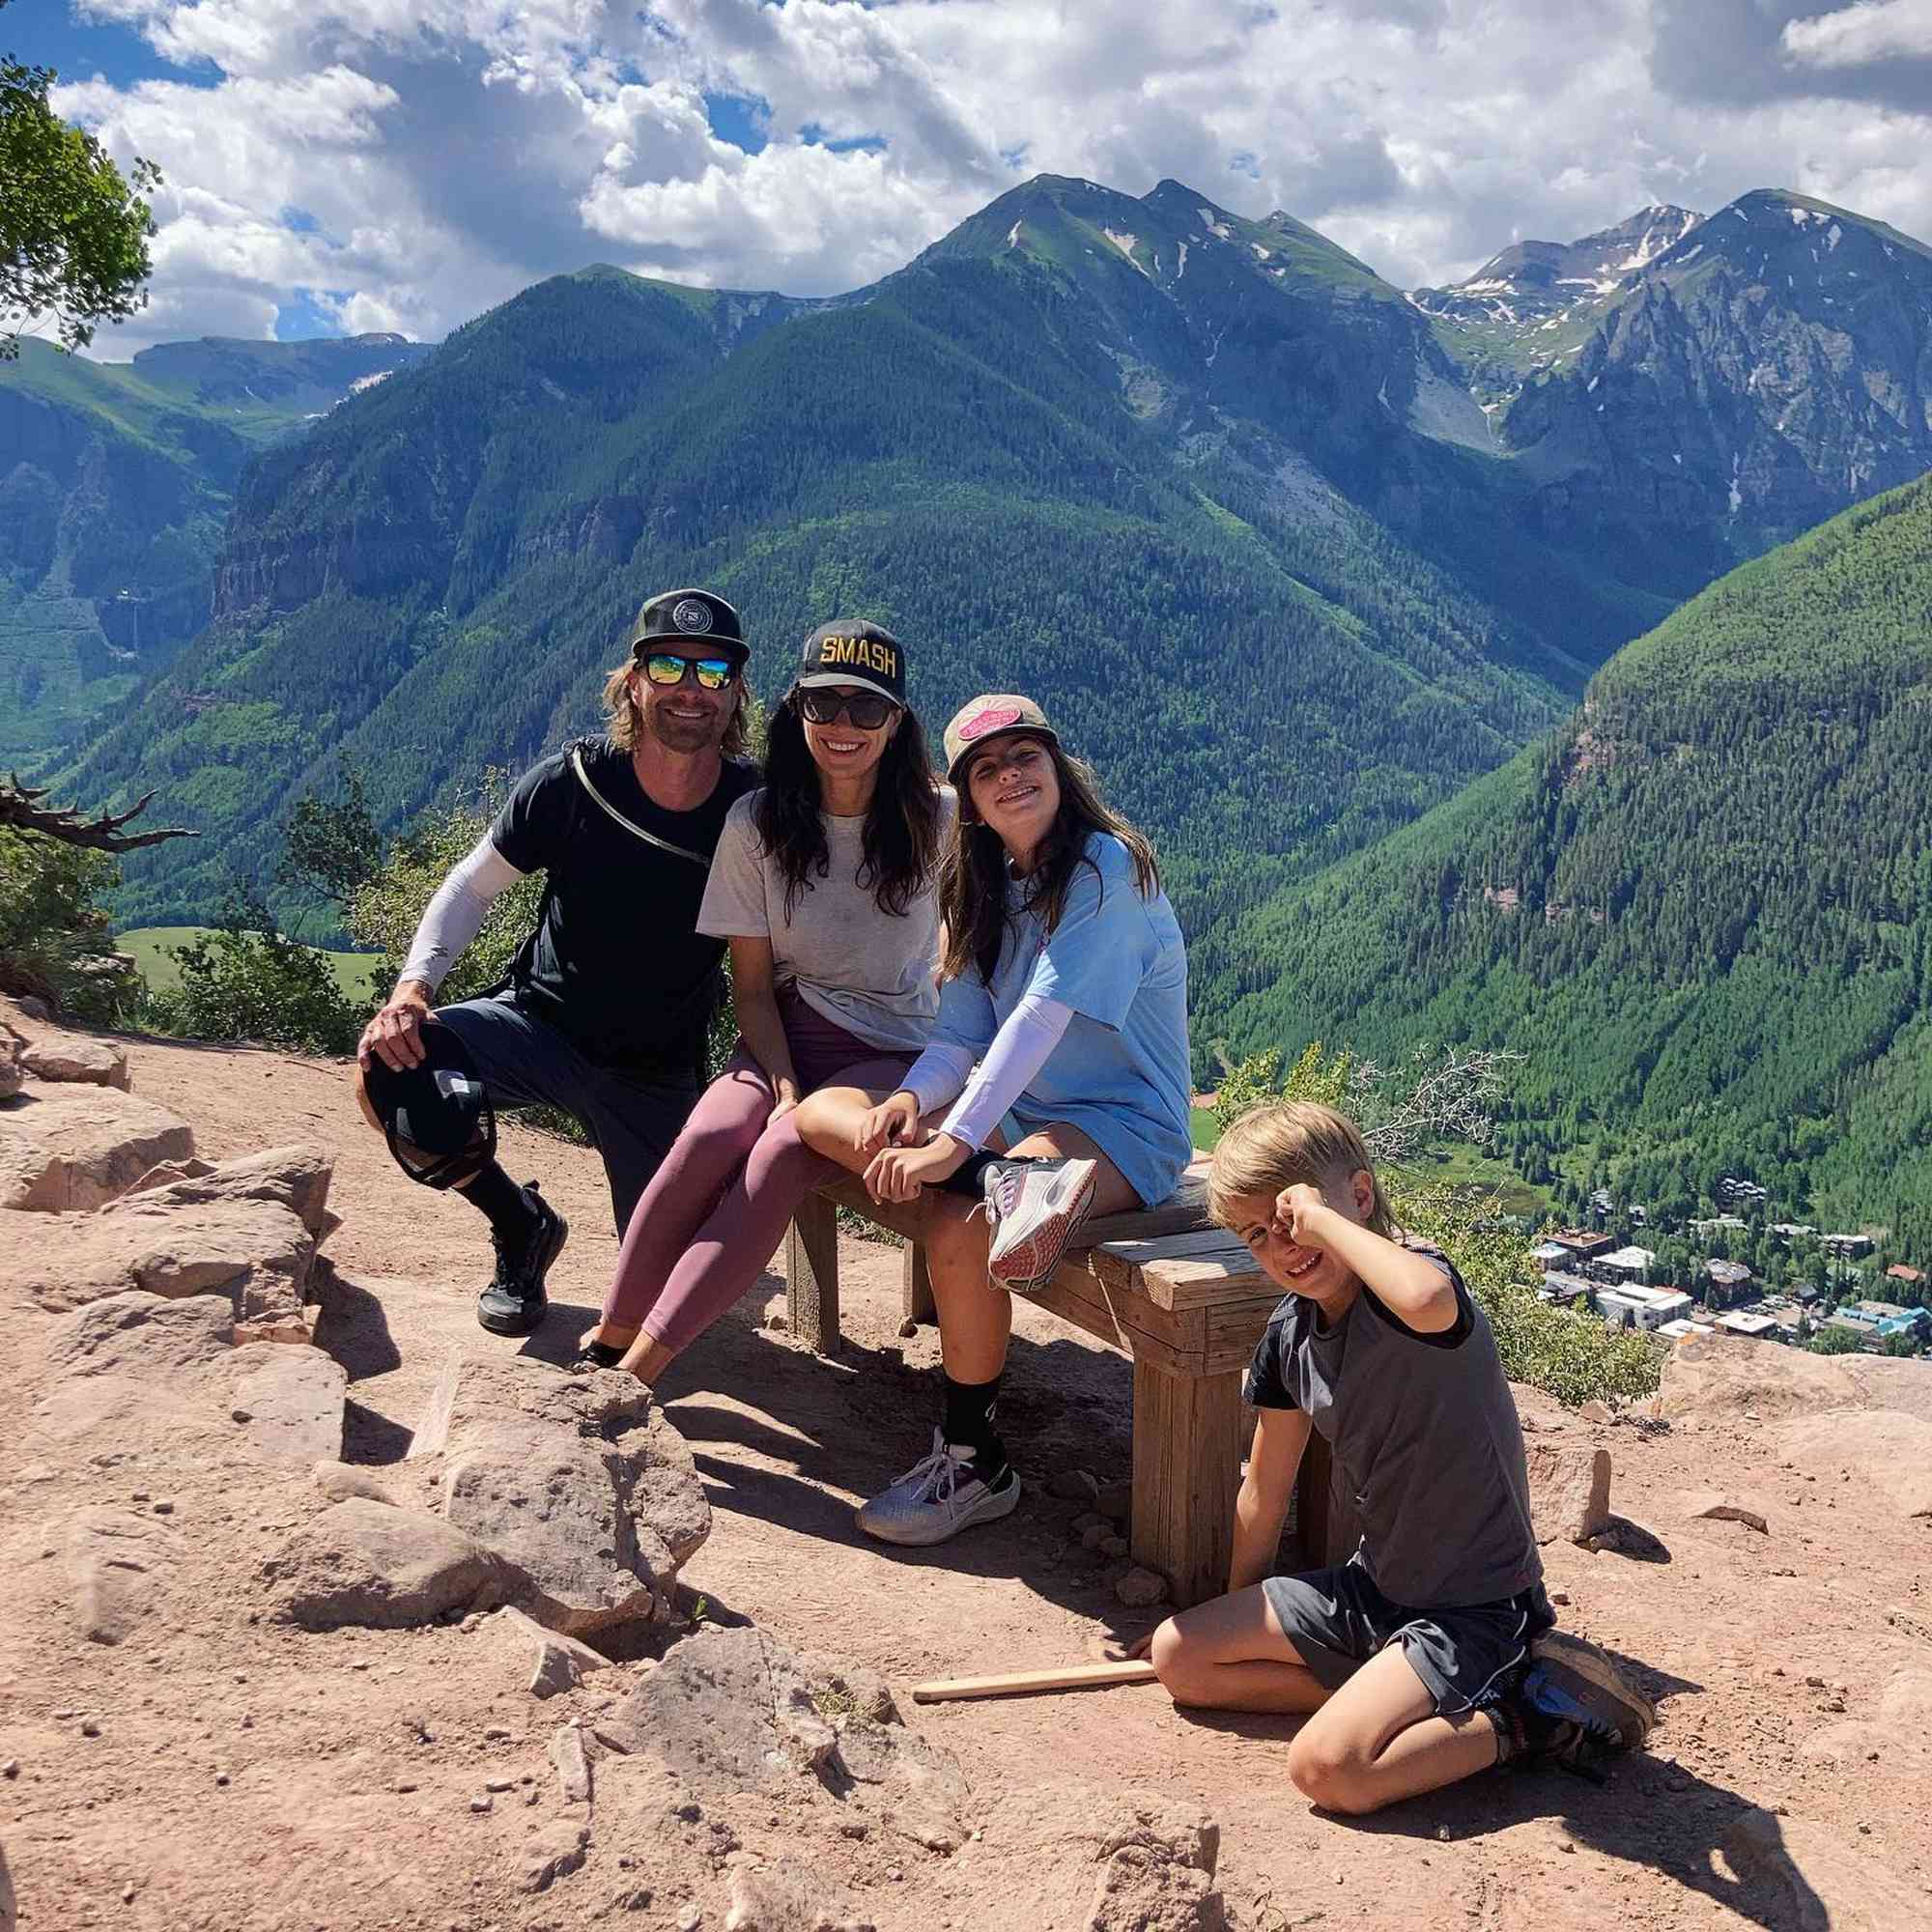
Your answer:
[941,734,1159,984]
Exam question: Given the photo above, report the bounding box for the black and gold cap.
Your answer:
[792,618,906,708]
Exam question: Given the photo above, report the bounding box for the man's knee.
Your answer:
[1286,1730,1378,1814]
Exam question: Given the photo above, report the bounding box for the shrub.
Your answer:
[0,826,133,1023]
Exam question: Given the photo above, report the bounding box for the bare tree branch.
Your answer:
[1,776,195,852]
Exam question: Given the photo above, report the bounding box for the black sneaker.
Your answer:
[476,1181,567,1336]
[1500,1632,1655,1782]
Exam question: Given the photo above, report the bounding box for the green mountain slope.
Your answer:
[1200,471,1932,1240]
[0,332,428,757]
[60,185,1589,949]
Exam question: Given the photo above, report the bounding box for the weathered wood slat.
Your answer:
[1130,1362,1244,1608]
[784,1192,841,1353]
[1015,1264,1207,1376]
[1078,1168,1211,1245]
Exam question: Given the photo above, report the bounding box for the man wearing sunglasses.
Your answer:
[355,587,761,1338]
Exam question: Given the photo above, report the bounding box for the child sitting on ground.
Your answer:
[1145,1101,1645,1811]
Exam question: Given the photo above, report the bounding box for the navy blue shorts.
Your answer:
[1264,1556,1553,1718]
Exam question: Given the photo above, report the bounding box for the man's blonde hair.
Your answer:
[601,660,751,759]
[1208,1100,1395,1237]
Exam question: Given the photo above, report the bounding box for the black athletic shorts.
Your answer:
[1263,1555,1554,1718]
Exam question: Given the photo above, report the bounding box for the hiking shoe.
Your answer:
[476,1180,567,1336]
[856,1428,1022,1546]
[1501,1632,1656,1781]
[982,1155,1098,1291]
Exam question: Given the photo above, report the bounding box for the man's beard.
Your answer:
[648,704,726,753]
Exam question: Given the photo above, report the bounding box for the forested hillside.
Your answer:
[57,180,1601,939]
[0,333,427,757]
[1197,473,1932,1243]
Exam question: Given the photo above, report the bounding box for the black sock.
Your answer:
[460,1161,532,1238]
[943,1374,1008,1480]
[938,1150,1047,1198]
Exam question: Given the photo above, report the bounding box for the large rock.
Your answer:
[410,1352,710,1634]
[261,1496,505,1630]
[1721,1808,1927,1930]
[2,1196,317,1328]
[19,1035,129,1092]
[67,1507,173,1645]
[1776,1409,1932,1519]
[0,1084,194,1210]
[724,1864,877,1932]
[106,1143,335,1239]
[44,1291,234,1379]
[205,1344,347,1463]
[610,1628,968,1851]
[1525,1444,1613,1547]
[1659,1332,1858,1421]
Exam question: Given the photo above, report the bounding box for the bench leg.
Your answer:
[785,1194,841,1355]
[1293,1430,1337,1569]
[1129,1361,1243,1609]
[900,1240,935,1325]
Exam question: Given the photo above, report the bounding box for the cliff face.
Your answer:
[1501,191,1932,571]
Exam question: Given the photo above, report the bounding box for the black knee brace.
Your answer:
[363,1023,497,1189]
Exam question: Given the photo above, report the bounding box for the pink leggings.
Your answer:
[601,994,913,1355]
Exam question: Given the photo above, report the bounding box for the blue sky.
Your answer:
[34,1,1932,355]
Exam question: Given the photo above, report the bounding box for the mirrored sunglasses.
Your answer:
[641,653,736,690]
[797,688,896,729]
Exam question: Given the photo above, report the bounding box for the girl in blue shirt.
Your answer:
[796,692,1193,1548]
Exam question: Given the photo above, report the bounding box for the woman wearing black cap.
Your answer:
[578,621,952,1382]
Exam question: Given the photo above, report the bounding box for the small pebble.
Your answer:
[395,1780,418,1794]
[1435,1826,1450,1841]
[1,1759,17,1779]
[1560,1840,1576,1855]
[215,1772,231,1787]
[1550,1592,1571,1607]
[53,1707,77,1719]
[153,1501,175,1515]
[675,1907,702,1932]
[896,1317,918,1338]
[485,1776,517,1793]
[888,1867,904,1883]
[230,1406,253,1423]
[524,1786,540,1806]
[81,1719,101,1739]
[484,1725,513,1741]
[123,1883,136,1904]
[470,1794,494,1814]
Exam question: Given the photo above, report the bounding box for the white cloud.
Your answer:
[53,0,1932,357]
[1783,3,1932,69]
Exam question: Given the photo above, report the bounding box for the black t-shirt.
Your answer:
[489,737,759,1076]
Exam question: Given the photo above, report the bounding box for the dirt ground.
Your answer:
[4,1033,1932,1931]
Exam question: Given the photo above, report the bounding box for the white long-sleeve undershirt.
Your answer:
[899,992,1074,1151]
[399,834,527,992]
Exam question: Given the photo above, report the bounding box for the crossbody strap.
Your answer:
[569,745,711,867]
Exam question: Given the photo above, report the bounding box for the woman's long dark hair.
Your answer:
[941,735,1160,984]
[753,697,944,920]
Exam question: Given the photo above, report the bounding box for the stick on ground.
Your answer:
[911,1660,1160,1703]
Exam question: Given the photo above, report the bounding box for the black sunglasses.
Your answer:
[796,687,897,730]
[639,652,736,690]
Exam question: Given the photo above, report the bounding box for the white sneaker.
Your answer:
[982,1156,1098,1291]
[855,1429,1022,1546]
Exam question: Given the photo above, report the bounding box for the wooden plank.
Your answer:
[1078,1169,1212,1245]
[1018,1267,1205,1376]
[784,1193,841,1354]
[1132,1249,1271,1314]
[1130,1362,1245,1607]
[901,1241,935,1325]
[1292,1431,1339,1569]
[911,1660,1158,1704]
[819,1175,924,1244]
[1203,1294,1292,1375]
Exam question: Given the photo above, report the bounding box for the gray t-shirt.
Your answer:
[1243,1245,1543,1608]
[696,789,953,1053]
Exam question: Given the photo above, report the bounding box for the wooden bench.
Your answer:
[783,1158,1334,1606]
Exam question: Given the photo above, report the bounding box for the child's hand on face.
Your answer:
[1272,1182,1332,1250]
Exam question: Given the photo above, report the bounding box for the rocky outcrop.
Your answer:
[409,1351,711,1634]
[0,1083,195,1210]
[261,1496,505,1630]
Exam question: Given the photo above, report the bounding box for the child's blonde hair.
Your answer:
[1208,1100,1395,1237]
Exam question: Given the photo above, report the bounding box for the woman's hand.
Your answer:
[856,1090,921,1157]
[767,1079,801,1130]
[865,1131,970,1204]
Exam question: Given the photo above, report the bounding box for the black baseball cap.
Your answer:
[628,588,749,664]
[792,619,906,708]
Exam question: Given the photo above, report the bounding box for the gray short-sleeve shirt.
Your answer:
[1244,1245,1543,1609]
[697,788,953,1053]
